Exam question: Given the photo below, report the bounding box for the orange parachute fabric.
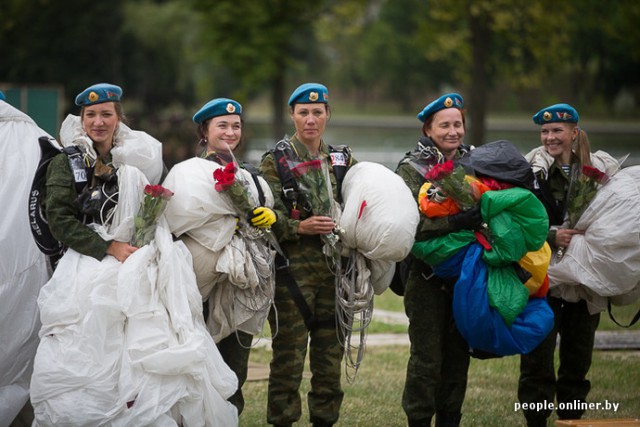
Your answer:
[418,177,491,218]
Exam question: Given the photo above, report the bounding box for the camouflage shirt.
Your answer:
[43,152,110,260]
[259,136,356,276]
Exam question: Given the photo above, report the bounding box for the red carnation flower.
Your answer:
[425,160,454,181]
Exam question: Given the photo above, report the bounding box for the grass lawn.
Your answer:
[241,290,639,426]
[242,346,640,426]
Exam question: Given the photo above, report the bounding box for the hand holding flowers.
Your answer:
[131,184,174,247]
[289,157,341,252]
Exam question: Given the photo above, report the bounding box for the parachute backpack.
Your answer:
[28,136,88,259]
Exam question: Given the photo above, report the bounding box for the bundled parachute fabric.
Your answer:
[548,165,640,314]
[520,242,551,297]
[480,187,548,267]
[0,100,50,423]
[413,187,550,331]
[437,244,554,356]
[163,157,275,342]
[458,140,535,189]
[340,162,419,294]
[30,163,238,425]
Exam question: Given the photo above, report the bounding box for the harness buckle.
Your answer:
[282,186,297,200]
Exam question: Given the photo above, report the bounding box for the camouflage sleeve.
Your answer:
[44,153,110,260]
[259,152,301,242]
[396,160,452,240]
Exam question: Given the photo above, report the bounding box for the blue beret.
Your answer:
[288,83,329,106]
[192,98,242,124]
[0,91,5,101]
[532,103,579,125]
[75,83,122,106]
[417,93,464,122]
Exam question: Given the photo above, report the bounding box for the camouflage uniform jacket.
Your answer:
[531,155,578,247]
[43,152,111,260]
[259,135,356,243]
[260,136,355,274]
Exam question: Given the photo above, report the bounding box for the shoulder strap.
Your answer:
[243,162,266,206]
[62,145,90,194]
[327,144,352,203]
[28,137,89,258]
[272,139,300,206]
[28,137,67,257]
[608,300,640,328]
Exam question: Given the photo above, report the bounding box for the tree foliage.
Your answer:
[190,0,327,138]
[1,0,638,149]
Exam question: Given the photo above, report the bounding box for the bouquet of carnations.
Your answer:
[289,157,341,252]
[290,158,334,217]
[213,156,283,256]
[423,160,480,212]
[557,164,610,259]
[566,165,611,227]
[213,161,256,216]
[131,184,174,247]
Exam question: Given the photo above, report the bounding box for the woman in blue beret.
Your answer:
[162,97,278,418]
[395,93,477,427]
[31,84,238,425]
[518,103,621,427]
[259,82,357,427]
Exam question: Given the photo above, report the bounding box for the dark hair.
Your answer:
[421,108,466,136]
[196,116,245,147]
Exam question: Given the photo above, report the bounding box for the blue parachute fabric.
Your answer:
[450,243,554,356]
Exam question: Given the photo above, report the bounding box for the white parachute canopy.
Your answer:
[340,162,419,294]
[29,136,238,425]
[0,100,51,425]
[548,165,640,313]
[163,157,276,343]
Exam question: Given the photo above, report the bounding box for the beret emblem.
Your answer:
[226,103,236,113]
[543,111,552,121]
[309,92,319,102]
[88,92,99,102]
[444,97,453,108]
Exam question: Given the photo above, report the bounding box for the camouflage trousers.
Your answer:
[266,261,344,426]
[518,297,600,425]
[402,266,470,422]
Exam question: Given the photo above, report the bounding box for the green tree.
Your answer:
[565,0,640,111]
[413,0,572,146]
[318,0,447,113]
[190,0,327,139]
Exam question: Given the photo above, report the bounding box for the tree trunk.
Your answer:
[468,7,491,147]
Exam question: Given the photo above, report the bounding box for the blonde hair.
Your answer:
[574,126,592,167]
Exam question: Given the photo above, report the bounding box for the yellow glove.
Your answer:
[249,207,277,228]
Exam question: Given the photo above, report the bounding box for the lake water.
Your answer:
[244,120,640,170]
